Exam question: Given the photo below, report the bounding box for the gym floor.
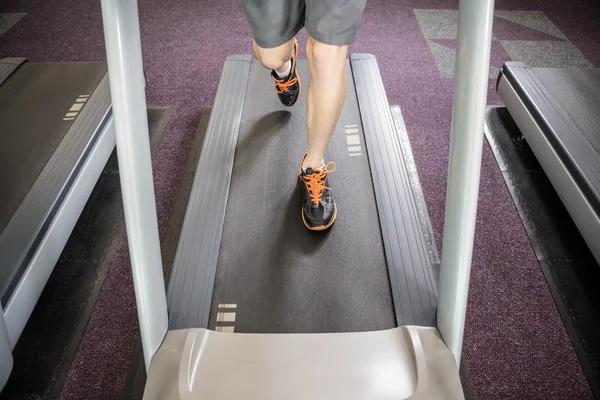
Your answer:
[1,0,599,399]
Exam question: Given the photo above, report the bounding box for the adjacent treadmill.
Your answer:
[497,62,600,264]
[0,58,115,388]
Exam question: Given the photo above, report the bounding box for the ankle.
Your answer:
[302,156,325,170]
[274,60,291,78]
[274,40,295,76]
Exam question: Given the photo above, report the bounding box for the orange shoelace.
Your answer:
[301,162,337,204]
[272,74,298,94]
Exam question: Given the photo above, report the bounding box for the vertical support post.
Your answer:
[437,0,495,365]
[100,0,168,371]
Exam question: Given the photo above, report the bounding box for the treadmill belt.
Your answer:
[208,60,396,333]
[0,62,107,233]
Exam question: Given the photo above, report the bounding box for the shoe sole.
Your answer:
[302,204,337,231]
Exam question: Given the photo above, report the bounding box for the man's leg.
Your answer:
[297,37,346,231]
[298,0,366,231]
[254,38,302,107]
[243,0,303,107]
[304,36,348,169]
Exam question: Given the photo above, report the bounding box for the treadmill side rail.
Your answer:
[500,62,600,214]
[498,72,600,264]
[351,54,438,327]
[143,327,464,400]
[167,55,251,330]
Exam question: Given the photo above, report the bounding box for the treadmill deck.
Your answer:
[167,54,439,332]
[500,63,600,216]
[0,60,114,348]
[0,62,107,233]
[498,62,600,264]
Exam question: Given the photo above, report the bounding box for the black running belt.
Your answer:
[208,60,396,333]
[502,63,600,216]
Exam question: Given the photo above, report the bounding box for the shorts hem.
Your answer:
[304,26,358,46]
[253,24,304,49]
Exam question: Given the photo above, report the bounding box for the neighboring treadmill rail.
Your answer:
[0,74,112,306]
[143,327,464,400]
[498,63,600,264]
[0,68,114,347]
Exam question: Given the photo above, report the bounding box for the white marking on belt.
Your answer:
[346,135,361,146]
[70,103,84,112]
[217,312,236,322]
[216,303,237,333]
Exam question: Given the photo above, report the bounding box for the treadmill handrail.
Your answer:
[437,0,495,365]
[101,0,168,371]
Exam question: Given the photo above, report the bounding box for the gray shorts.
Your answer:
[243,0,367,48]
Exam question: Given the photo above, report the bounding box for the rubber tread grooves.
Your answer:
[350,54,437,326]
[167,56,251,329]
[503,63,600,215]
[0,75,112,303]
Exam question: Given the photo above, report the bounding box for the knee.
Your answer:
[307,38,347,74]
[254,43,289,70]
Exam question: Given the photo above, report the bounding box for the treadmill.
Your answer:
[497,62,600,264]
[0,59,115,389]
[35,0,494,397]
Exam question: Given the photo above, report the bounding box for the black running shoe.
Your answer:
[299,153,337,231]
[271,38,301,107]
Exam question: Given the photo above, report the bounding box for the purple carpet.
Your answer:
[1,0,598,398]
